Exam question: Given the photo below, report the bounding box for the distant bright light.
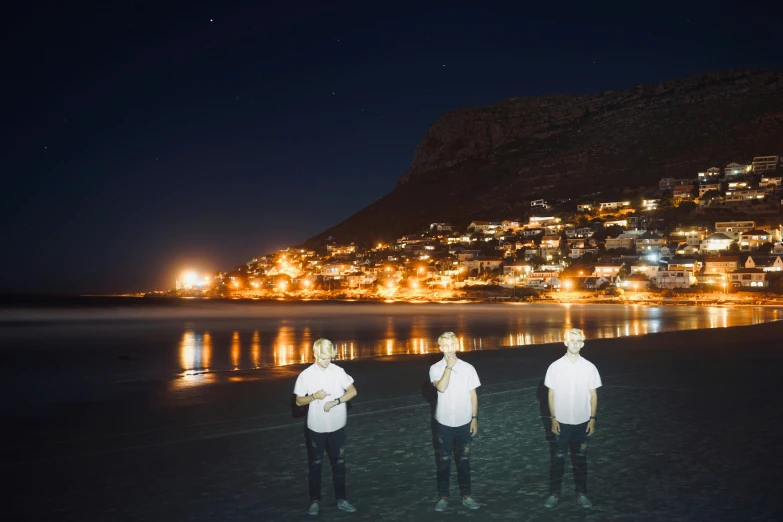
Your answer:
[182,272,197,284]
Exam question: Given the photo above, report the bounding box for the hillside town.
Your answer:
[172,155,783,300]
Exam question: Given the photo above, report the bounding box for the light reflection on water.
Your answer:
[173,304,781,376]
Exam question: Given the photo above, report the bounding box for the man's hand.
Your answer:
[323,400,339,412]
[586,419,596,436]
[551,419,560,435]
[470,419,478,437]
[312,389,329,400]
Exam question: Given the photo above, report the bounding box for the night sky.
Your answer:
[3,2,782,294]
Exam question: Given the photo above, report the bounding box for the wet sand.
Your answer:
[5,321,783,521]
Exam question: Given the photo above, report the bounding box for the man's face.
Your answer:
[316,354,332,369]
[439,340,458,357]
[565,337,584,356]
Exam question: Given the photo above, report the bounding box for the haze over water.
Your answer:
[2,299,781,411]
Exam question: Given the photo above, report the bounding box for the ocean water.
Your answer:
[1,297,780,410]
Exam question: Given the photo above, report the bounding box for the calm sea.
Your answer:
[1,296,780,410]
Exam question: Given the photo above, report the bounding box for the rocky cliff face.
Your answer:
[310,69,783,245]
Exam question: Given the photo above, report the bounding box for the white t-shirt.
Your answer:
[429,358,481,427]
[544,355,602,425]
[294,363,355,433]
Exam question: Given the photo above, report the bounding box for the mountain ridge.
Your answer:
[308,69,783,246]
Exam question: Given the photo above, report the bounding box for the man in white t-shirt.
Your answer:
[294,338,358,516]
[429,332,481,512]
[543,328,602,509]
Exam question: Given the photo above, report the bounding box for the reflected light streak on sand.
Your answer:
[251,330,260,368]
[179,330,212,372]
[231,331,240,370]
[180,330,195,371]
[202,332,212,369]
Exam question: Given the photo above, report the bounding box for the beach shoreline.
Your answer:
[4,321,783,520]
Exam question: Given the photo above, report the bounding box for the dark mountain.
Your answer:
[308,69,783,246]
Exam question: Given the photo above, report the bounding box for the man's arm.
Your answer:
[469,388,479,436]
[548,387,560,435]
[324,384,358,412]
[586,388,598,435]
[432,365,455,393]
[295,389,327,407]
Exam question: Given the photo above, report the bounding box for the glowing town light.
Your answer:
[183,271,197,284]
[303,279,311,287]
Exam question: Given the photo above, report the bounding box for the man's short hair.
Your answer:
[438,331,459,346]
[313,338,337,358]
[564,328,586,345]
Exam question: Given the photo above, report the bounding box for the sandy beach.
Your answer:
[4,320,783,521]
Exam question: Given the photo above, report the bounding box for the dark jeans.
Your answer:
[436,421,473,498]
[549,421,589,496]
[307,428,347,502]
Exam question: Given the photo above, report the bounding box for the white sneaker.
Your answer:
[434,498,448,512]
[462,497,480,510]
[543,495,558,508]
[337,500,357,512]
[577,495,593,508]
[308,502,320,516]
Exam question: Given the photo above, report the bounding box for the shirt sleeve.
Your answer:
[293,370,308,397]
[429,364,444,383]
[544,363,555,389]
[338,368,354,389]
[588,365,602,390]
[468,365,481,390]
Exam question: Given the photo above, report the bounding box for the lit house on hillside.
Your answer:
[700,233,733,252]
[752,155,779,172]
[673,184,694,201]
[715,220,756,239]
[725,189,766,204]
[699,183,721,197]
[703,256,740,274]
[729,268,768,288]
[745,255,783,272]
[725,162,751,177]
[697,167,721,181]
[738,229,774,251]
[635,231,666,253]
